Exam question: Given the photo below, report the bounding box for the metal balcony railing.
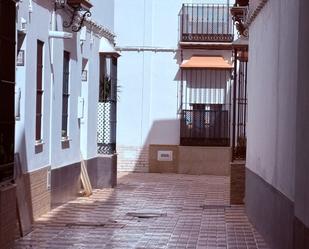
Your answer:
[180,109,230,146]
[180,4,234,43]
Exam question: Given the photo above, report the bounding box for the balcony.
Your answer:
[180,4,234,43]
[180,108,229,146]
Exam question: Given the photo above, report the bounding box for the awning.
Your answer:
[180,56,233,69]
[99,37,121,57]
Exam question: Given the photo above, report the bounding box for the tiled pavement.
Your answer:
[14,173,269,249]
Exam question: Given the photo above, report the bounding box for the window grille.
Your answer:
[62,51,70,139]
[180,69,232,146]
[36,40,44,142]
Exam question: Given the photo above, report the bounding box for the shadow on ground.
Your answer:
[14,173,268,249]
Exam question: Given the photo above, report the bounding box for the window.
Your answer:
[62,51,70,139]
[36,40,44,142]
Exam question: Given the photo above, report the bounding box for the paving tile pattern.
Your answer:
[14,173,269,249]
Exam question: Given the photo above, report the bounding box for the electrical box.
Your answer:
[157,151,173,161]
[77,97,84,119]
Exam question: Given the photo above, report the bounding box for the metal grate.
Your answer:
[97,56,117,155]
[126,212,167,218]
[232,55,248,160]
[180,109,229,146]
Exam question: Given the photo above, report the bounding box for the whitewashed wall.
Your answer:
[114,0,231,171]
[79,30,101,160]
[15,0,54,172]
[15,0,102,173]
[247,0,299,201]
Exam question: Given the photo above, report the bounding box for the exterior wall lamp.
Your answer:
[55,0,93,32]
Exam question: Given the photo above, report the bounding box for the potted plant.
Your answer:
[99,76,111,102]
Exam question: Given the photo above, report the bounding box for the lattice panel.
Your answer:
[97,101,116,155]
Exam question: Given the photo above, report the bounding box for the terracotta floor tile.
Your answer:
[14,173,269,249]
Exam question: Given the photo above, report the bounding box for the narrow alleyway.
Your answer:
[14,173,268,249]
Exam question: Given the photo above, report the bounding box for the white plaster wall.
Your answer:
[79,31,101,160]
[115,0,231,151]
[15,0,102,172]
[15,0,53,172]
[295,0,309,228]
[116,51,148,147]
[148,52,180,145]
[77,32,101,161]
[246,0,299,200]
[50,19,81,168]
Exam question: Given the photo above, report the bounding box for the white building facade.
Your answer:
[114,0,235,174]
[244,0,309,248]
[14,0,118,219]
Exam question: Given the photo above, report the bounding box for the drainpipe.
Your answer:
[115,46,178,53]
[48,8,56,169]
[180,49,183,113]
[50,9,56,64]
[29,0,33,13]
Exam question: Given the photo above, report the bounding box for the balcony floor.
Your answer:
[14,173,269,249]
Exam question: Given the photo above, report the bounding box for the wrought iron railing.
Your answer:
[232,51,248,160]
[180,109,229,146]
[180,4,234,43]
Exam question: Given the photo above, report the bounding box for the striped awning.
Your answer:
[180,56,233,69]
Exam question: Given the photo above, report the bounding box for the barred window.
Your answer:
[36,40,44,142]
[62,51,70,139]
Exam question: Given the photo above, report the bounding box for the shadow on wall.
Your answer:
[13,0,81,232]
[117,49,182,173]
[118,117,232,176]
[117,119,180,173]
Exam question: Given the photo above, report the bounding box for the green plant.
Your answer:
[99,76,111,102]
[99,76,122,102]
